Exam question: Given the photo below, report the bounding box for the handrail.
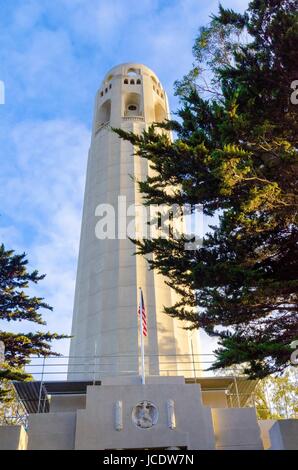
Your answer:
[1,353,297,426]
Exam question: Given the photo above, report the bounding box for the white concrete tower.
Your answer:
[68,63,200,381]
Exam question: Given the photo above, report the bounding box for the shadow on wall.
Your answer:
[124,92,142,117]
[155,102,166,123]
[97,99,111,125]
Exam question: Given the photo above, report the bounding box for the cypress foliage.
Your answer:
[115,0,298,378]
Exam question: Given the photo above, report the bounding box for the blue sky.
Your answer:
[0,0,249,363]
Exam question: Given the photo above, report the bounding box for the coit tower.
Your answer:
[68,63,200,380]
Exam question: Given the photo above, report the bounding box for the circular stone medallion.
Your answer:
[132,400,158,429]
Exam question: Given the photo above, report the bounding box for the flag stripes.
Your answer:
[138,288,147,337]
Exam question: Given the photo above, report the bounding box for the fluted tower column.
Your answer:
[68,63,200,381]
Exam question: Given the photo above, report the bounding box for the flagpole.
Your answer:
[139,287,145,385]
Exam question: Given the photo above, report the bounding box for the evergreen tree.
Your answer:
[0,244,68,399]
[115,0,298,378]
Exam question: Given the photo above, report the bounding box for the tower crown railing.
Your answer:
[122,116,145,121]
[94,115,146,134]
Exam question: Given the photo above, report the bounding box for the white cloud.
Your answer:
[0,119,90,356]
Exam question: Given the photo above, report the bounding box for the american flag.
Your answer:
[138,288,147,337]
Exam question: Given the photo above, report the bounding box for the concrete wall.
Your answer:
[269,419,298,450]
[212,408,264,450]
[258,420,276,450]
[28,412,76,450]
[75,381,215,450]
[0,425,28,450]
[4,378,295,450]
[202,391,228,408]
[49,394,85,412]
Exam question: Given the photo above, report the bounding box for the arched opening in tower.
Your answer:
[97,99,111,125]
[124,92,142,117]
[154,102,166,123]
[127,67,140,77]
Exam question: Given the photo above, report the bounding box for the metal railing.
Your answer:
[25,352,227,386]
[1,353,297,426]
[26,352,210,372]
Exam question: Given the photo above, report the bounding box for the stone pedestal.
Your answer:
[18,375,271,450]
[269,419,298,450]
[0,425,28,450]
[75,376,215,450]
[28,412,76,450]
[212,408,263,450]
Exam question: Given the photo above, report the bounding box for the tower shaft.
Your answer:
[68,64,200,380]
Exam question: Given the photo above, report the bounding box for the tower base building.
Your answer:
[2,375,298,450]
